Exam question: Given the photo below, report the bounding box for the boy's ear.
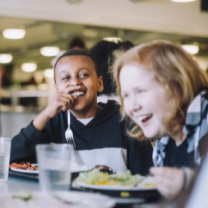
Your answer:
[98,76,104,93]
[54,83,58,92]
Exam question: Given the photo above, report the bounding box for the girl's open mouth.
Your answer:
[138,114,153,124]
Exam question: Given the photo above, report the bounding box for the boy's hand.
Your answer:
[44,85,80,119]
[33,85,80,132]
[150,167,184,200]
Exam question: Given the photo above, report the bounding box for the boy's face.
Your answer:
[119,63,176,140]
[54,55,103,117]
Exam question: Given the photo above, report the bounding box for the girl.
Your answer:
[113,40,208,199]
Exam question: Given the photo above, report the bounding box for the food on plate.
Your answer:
[12,193,33,201]
[94,165,113,173]
[10,162,38,171]
[73,169,145,187]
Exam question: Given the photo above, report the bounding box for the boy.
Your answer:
[10,50,153,174]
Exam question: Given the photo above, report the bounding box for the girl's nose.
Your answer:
[132,103,142,112]
[130,96,142,112]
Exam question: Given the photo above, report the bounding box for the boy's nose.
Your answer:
[69,78,81,86]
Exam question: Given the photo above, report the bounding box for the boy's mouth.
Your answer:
[70,90,85,96]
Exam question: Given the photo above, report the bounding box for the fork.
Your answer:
[65,110,76,149]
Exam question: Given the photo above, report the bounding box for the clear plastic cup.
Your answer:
[0,137,11,182]
[36,144,72,192]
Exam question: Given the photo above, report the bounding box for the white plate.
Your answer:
[0,191,116,208]
[10,163,91,174]
[77,176,157,191]
[70,163,92,173]
[10,164,38,174]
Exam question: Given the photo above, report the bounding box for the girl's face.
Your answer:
[119,63,174,140]
[55,55,103,118]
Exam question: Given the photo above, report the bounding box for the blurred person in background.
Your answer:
[113,40,208,200]
[68,37,86,50]
[51,37,86,67]
[0,64,11,88]
[0,64,11,104]
[90,40,133,103]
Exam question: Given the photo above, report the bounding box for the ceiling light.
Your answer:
[3,29,26,39]
[102,37,122,43]
[21,63,37,72]
[182,45,199,55]
[44,69,54,78]
[40,47,60,57]
[0,54,13,64]
[171,0,196,3]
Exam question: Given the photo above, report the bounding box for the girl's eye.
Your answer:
[122,94,129,99]
[79,73,88,78]
[137,90,145,94]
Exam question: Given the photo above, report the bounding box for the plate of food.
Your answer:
[73,169,157,191]
[9,162,91,174]
[10,162,38,174]
[70,163,92,173]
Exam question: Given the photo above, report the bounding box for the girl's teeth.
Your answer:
[138,114,152,123]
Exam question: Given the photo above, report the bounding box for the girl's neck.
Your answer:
[173,133,186,146]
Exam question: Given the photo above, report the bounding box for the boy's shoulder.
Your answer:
[86,100,122,126]
[98,100,120,110]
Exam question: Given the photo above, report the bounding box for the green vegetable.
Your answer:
[73,169,144,187]
[12,193,33,201]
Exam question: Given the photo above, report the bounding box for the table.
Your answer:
[0,177,161,208]
[0,177,39,193]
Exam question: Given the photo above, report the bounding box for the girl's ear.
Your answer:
[54,83,58,92]
[97,76,104,93]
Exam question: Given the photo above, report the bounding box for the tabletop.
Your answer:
[0,176,162,208]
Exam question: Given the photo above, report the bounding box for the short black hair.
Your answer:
[54,49,100,83]
[68,37,85,50]
[90,40,134,95]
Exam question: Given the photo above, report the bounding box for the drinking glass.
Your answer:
[36,144,72,192]
[0,137,11,182]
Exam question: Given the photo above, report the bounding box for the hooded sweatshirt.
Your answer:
[10,100,153,175]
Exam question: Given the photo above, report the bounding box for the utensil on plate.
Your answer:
[65,110,76,149]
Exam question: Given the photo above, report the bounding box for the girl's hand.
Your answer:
[150,167,184,200]
[44,85,80,119]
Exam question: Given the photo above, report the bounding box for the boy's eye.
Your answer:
[62,76,70,80]
[79,73,88,79]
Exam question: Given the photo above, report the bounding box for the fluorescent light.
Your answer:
[102,37,122,43]
[182,45,199,55]
[0,54,13,64]
[21,63,37,72]
[44,69,54,78]
[171,0,196,2]
[40,47,60,57]
[3,29,25,39]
